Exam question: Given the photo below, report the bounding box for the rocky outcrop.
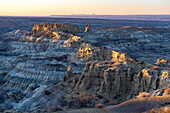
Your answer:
[149,88,170,97]
[63,66,73,81]
[21,31,74,43]
[74,43,113,61]
[156,58,168,67]
[85,24,91,32]
[64,59,169,106]
[64,36,84,48]
[31,23,82,37]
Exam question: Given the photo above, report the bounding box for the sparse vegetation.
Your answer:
[149,107,170,113]
[75,91,95,108]
[48,106,63,112]
[95,103,105,108]
[103,61,108,64]
[137,92,150,98]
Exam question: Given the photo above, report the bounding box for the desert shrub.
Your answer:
[95,103,105,108]
[149,108,157,113]
[138,60,145,64]
[44,90,51,95]
[116,62,122,66]
[159,107,170,113]
[108,64,112,68]
[103,61,108,64]
[48,106,63,112]
[137,92,150,98]
[39,43,49,52]
[104,99,118,106]
[75,91,95,108]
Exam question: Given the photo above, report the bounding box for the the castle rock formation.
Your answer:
[31,23,82,37]
[64,59,169,106]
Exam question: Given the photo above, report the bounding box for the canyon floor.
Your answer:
[0,17,170,113]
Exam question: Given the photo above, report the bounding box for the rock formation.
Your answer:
[156,58,168,67]
[0,22,169,112]
[64,36,84,48]
[74,43,113,61]
[85,24,91,32]
[63,66,73,81]
[63,58,169,106]
[31,23,82,37]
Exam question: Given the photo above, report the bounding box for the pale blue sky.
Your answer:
[0,0,170,16]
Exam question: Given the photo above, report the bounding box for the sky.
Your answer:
[0,0,170,16]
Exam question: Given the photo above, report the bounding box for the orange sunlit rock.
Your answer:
[157,58,168,64]
[141,69,150,77]
[112,51,126,64]
[161,71,169,79]
[85,24,91,32]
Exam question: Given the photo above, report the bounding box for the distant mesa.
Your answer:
[49,15,170,21]
[31,23,82,36]
[27,23,92,37]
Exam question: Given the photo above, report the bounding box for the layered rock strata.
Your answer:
[64,57,169,106]
[0,23,170,112]
[1,23,87,90]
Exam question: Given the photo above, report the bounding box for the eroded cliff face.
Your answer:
[13,53,169,111]
[0,23,170,112]
[63,55,169,107]
[31,23,82,36]
[0,23,87,110]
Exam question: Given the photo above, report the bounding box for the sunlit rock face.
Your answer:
[74,43,113,61]
[63,59,169,106]
[31,23,82,37]
[64,36,84,48]
[85,24,91,32]
[156,58,168,67]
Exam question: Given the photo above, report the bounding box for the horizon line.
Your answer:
[1,14,170,17]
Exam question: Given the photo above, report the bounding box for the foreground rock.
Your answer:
[12,51,169,111]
